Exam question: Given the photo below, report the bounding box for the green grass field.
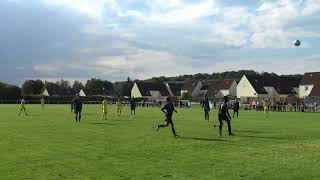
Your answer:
[0,104,320,180]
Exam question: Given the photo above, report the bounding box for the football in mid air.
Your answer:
[293,40,301,47]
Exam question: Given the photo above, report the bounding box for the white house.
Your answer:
[131,82,170,101]
[237,75,300,100]
[299,72,320,98]
[201,80,237,98]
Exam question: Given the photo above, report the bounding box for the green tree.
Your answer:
[22,80,44,95]
[72,81,84,92]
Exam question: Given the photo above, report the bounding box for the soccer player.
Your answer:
[202,97,210,121]
[18,98,28,115]
[263,99,269,119]
[156,97,179,138]
[73,94,83,122]
[71,97,75,113]
[40,97,45,110]
[130,97,136,116]
[218,96,234,136]
[116,99,123,117]
[101,97,108,120]
[232,99,240,118]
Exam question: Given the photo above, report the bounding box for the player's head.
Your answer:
[117,99,120,102]
[75,93,79,98]
[223,96,229,102]
[166,97,171,102]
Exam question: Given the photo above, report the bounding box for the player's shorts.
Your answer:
[74,109,82,114]
[218,114,229,121]
[131,106,136,110]
[21,106,26,110]
[165,115,173,122]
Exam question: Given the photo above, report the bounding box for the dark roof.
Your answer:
[300,72,320,85]
[181,81,198,93]
[246,75,301,95]
[84,89,117,97]
[136,82,170,96]
[45,87,77,96]
[167,82,185,96]
[201,80,234,96]
[309,83,320,97]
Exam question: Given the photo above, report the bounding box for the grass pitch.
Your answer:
[0,104,320,179]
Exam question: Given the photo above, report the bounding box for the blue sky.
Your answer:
[0,0,320,85]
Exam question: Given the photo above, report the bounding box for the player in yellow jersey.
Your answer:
[18,98,28,115]
[263,99,269,119]
[116,99,123,117]
[101,98,108,120]
[40,97,45,110]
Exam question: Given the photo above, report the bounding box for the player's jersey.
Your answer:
[102,100,108,112]
[263,101,269,110]
[21,99,25,108]
[116,102,122,110]
[162,102,175,116]
[41,99,44,104]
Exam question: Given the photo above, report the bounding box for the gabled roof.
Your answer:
[181,81,199,92]
[136,82,170,96]
[84,89,117,97]
[167,82,185,96]
[309,83,320,97]
[300,72,320,85]
[201,80,235,97]
[45,87,77,96]
[246,75,301,95]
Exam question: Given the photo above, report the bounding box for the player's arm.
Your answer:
[173,106,178,113]
[161,106,167,115]
[226,108,231,119]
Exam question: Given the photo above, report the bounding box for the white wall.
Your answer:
[299,85,314,98]
[165,83,174,96]
[229,80,237,97]
[79,89,86,97]
[237,75,258,98]
[42,88,50,96]
[264,86,279,97]
[191,81,203,97]
[131,83,142,98]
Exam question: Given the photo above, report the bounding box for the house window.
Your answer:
[305,86,309,91]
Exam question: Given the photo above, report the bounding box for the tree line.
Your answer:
[0,70,303,100]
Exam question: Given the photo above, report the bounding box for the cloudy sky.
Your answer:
[1,0,320,85]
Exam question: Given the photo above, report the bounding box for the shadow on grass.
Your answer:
[236,130,272,134]
[237,135,290,140]
[180,137,231,142]
[88,122,117,125]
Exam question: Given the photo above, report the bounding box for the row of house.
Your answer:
[42,87,117,97]
[131,72,320,101]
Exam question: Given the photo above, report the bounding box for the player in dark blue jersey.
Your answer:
[202,97,210,121]
[130,97,136,116]
[218,96,234,136]
[73,94,83,122]
[232,99,240,118]
[156,97,178,137]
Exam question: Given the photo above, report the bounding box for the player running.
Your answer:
[232,99,240,118]
[202,97,210,121]
[263,99,269,119]
[218,96,234,136]
[73,94,83,122]
[18,98,28,115]
[101,97,108,120]
[40,97,45,110]
[116,99,123,117]
[130,97,136,116]
[156,97,179,138]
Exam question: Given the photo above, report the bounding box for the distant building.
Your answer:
[180,81,203,97]
[131,82,170,102]
[42,87,77,96]
[201,80,237,98]
[237,75,300,99]
[84,89,117,98]
[299,72,320,98]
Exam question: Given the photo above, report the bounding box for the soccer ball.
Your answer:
[293,40,301,47]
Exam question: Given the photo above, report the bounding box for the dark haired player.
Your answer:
[232,99,240,118]
[130,97,136,116]
[156,97,179,137]
[218,96,234,136]
[73,94,83,122]
[202,97,210,121]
